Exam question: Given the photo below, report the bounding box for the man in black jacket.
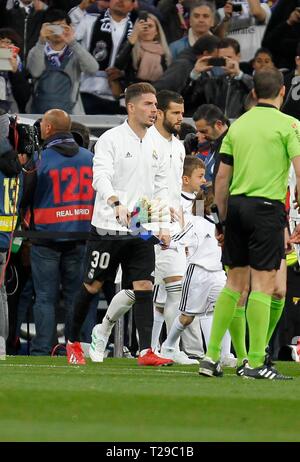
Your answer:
[262,0,300,70]
[0,1,47,64]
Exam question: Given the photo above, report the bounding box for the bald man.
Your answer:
[21,109,95,356]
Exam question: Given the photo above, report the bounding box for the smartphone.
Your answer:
[48,24,64,35]
[232,3,243,13]
[138,10,148,21]
[0,48,13,71]
[208,57,226,67]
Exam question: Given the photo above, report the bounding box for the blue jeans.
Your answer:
[30,243,85,355]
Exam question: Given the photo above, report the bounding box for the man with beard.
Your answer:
[67,82,173,367]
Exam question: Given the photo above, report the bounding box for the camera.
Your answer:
[138,10,148,21]
[8,116,41,156]
[208,57,226,67]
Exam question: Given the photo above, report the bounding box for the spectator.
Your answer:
[252,47,274,74]
[0,28,31,112]
[262,1,300,70]
[281,42,300,121]
[69,0,135,115]
[157,0,188,44]
[183,36,253,117]
[27,9,98,114]
[21,109,95,356]
[114,13,171,90]
[0,0,48,64]
[218,0,272,62]
[169,0,215,60]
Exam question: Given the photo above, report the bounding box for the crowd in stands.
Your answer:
[0,0,297,119]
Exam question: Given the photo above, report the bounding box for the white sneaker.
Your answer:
[89,325,109,363]
[173,350,199,365]
[220,353,237,368]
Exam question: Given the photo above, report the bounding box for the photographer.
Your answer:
[21,109,95,356]
[0,28,31,113]
[0,110,26,359]
[217,1,271,62]
[183,37,253,118]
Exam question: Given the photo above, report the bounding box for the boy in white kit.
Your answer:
[152,156,207,361]
[161,184,236,366]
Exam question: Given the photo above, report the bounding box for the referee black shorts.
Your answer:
[83,227,155,289]
[222,195,286,271]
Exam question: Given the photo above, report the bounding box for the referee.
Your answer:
[199,68,300,380]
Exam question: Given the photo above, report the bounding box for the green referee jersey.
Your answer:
[220,105,300,202]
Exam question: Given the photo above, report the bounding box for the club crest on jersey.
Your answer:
[125,152,132,158]
[152,150,158,160]
[88,269,95,279]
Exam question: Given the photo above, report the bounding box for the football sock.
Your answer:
[246,291,271,368]
[164,281,182,349]
[206,287,241,362]
[266,297,285,346]
[133,290,154,351]
[163,315,186,349]
[69,285,95,342]
[101,289,135,337]
[151,308,165,350]
[229,305,247,366]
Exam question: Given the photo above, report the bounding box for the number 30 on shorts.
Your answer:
[91,251,110,269]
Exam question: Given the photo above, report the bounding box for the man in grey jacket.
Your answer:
[27,8,98,114]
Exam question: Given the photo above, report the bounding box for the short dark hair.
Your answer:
[193,104,229,126]
[71,121,90,149]
[0,28,22,48]
[192,34,220,56]
[178,122,196,140]
[218,37,240,55]
[253,47,273,61]
[254,68,284,99]
[125,82,156,105]
[183,156,205,177]
[190,0,216,15]
[156,90,184,112]
[42,8,72,25]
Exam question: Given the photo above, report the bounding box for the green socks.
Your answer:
[246,291,271,368]
[206,287,241,362]
[266,297,285,346]
[229,306,247,366]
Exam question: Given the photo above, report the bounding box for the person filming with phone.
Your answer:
[113,11,172,90]
[0,28,31,113]
[26,8,98,114]
[183,37,253,118]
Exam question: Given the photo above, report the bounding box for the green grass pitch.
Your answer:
[0,356,300,442]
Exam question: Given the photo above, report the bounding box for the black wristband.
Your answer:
[111,200,121,208]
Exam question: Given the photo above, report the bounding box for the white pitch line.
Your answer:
[0,363,201,375]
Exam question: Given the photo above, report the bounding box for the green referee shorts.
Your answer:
[222,195,286,271]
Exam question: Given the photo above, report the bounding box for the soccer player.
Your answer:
[149,91,200,365]
[66,82,173,366]
[199,68,300,379]
[161,185,235,365]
